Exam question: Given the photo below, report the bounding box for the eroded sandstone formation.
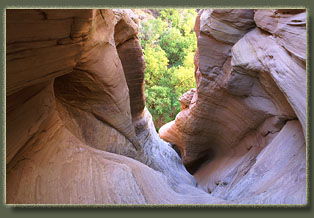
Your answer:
[6,9,306,205]
[160,9,306,204]
[6,9,216,204]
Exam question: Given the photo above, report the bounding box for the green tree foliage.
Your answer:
[143,45,168,87]
[139,9,197,129]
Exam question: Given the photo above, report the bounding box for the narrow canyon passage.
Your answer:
[6,9,306,205]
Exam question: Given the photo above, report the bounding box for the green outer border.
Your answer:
[0,0,313,217]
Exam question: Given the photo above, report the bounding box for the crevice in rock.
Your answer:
[185,148,215,175]
[5,8,306,205]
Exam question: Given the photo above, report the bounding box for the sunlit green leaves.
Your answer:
[160,28,189,66]
[140,9,197,129]
[139,17,167,49]
[143,45,168,87]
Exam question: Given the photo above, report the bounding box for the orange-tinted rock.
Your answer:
[6,9,199,204]
[117,38,146,119]
[6,111,227,204]
[159,121,186,157]
[254,9,306,62]
[6,9,306,205]
[6,81,55,164]
[54,10,140,153]
[200,9,255,44]
[161,9,306,204]
[253,9,306,135]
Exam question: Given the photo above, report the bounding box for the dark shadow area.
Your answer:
[185,148,215,175]
[170,143,182,158]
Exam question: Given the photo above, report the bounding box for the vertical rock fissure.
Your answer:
[6,9,306,204]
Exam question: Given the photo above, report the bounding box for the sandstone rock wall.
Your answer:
[6,9,203,204]
[160,9,306,204]
[6,9,306,205]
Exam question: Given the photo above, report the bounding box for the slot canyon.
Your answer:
[6,9,306,205]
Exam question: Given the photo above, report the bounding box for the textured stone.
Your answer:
[232,27,306,136]
[254,9,306,62]
[160,9,306,204]
[6,81,55,164]
[196,120,306,204]
[7,111,228,204]
[168,9,277,167]
[114,9,139,46]
[5,9,94,96]
[200,9,255,44]
[6,9,307,205]
[117,38,146,119]
[6,9,201,205]
[179,88,196,110]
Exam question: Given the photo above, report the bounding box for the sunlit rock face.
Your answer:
[6,9,306,205]
[6,9,214,205]
[160,9,306,204]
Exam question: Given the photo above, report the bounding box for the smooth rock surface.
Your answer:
[6,9,307,205]
[160,9,306,204]
[7,111,227,204]
[6,9,202,204]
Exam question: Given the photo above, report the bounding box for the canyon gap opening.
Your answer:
[138,9,198,130]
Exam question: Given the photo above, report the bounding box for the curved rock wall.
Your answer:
[6,9,201,204]
[6,9,306,205]
[160,9,306,204]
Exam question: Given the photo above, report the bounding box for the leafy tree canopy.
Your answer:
[139,9,197,129]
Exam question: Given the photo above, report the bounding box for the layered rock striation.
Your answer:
[6,9,220,204]
[6,9,306,205]
[160,9,306,204]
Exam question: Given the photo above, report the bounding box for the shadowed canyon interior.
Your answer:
[6,9,306,204]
